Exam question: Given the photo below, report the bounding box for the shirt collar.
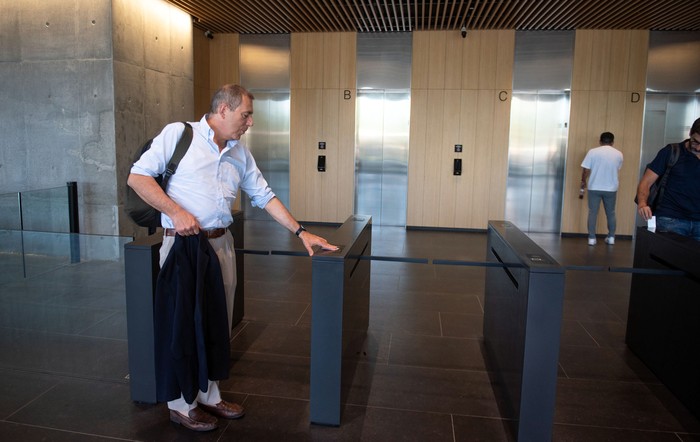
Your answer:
[200,114,239,153]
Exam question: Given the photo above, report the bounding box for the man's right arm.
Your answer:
[127,173,200,234]
[635,168,659,221]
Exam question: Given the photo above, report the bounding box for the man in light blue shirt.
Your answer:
[128,84,337,431]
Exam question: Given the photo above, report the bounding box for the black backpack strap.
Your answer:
[161,122,193,189]
[655,143,681,207]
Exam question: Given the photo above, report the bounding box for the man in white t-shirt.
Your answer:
[580,132,624,245]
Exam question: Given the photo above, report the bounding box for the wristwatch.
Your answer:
[295,225,307,237]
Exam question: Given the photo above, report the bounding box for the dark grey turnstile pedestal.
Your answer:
[124,234,161,403]
[626,227,700,419]
[483,221,565,442]
[124,211,245,403]
[310,215,372,426]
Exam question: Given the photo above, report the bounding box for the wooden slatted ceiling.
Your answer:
[168,0,700,34]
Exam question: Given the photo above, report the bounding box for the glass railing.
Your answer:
[0,230,133,282]
[0,182,132,280]
[0,183,79,232]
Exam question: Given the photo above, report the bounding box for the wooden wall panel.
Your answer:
[437,91,461,225]
[471,90,496,226]
[209,34,239,94]
[561,30,649,236]
[338,33,357,89]
[411,32,430,90]
[589,31,613,90]
[289,32,356,223]
[320,89,340,221]
[444,35,464,90]
[290,34,307,89]
[428,32,447,89]
[323,33,341,88]
[303,89,323,219]
[193,30,211,119]
[336,87,356,220]
[407,90,428,225]
[421,90,446,226]
[609,31,631,90]
[461,31,481,89]
[478,32,498,90]
[409,30,514,229]
[305,35,325,89]
[454,90,478,228]
[627,31,650,90]
[496,31,516,90]
[202,33,240,209]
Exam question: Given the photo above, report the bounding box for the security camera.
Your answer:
[204,30,214,40]
[460,26,467,39]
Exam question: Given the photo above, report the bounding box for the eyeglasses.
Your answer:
[690,137,700,148]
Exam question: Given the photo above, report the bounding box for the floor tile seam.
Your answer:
[0,420,136,441]
[294,304,311,327]
[449,412,515,422]
[244,296,311,306]
[388,332,482,342]
[556,375,664,386]
[380,360,490,375]
[11,264,74,282]
[230,350,311,361]
[343,402,502,421]
[239,319,312,327]
[229,321,251,341]
[3,379,61,422]
[0,300,122,317]
[73,310,124,336]
[0,365,130,385]
[575,320,602,348]
[551,421,699,436]
[221,390,310,404]
[0,325,128,343]
[557,361,570,382]
[559,342,628,350]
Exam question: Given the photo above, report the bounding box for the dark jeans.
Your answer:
[587,190,617,238]
[657,216,700,241]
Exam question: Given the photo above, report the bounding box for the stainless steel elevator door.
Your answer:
[355,33,411,227]
[507,31,574,234]
[355,90,410,226]
[240,91,291,220]
[239,34,291,221]
[506,93,569,233]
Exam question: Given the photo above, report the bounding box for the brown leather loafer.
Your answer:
[169,408,217,432]
[198,400,245,419]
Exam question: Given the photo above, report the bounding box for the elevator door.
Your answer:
[506,93,569,233]
[241,91,291,221]
[355,33,411,227]
[355,90,410,226]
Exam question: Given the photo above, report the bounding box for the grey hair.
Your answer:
[209,84,254,114]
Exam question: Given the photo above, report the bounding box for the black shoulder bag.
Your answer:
[126,123,193,232]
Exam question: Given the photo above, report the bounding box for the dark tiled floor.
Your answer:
[1,222,699,441]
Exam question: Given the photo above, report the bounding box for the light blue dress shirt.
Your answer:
[130,115,275,229]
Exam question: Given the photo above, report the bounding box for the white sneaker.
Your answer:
[605,236,615,245]
[588,238,597,246]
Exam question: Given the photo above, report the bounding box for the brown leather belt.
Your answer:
[164,227,227,239]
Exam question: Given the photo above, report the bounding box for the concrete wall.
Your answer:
[113,0,194,238]
[0,0,193,237]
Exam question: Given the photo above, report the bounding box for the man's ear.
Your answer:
[218,104,228,118]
